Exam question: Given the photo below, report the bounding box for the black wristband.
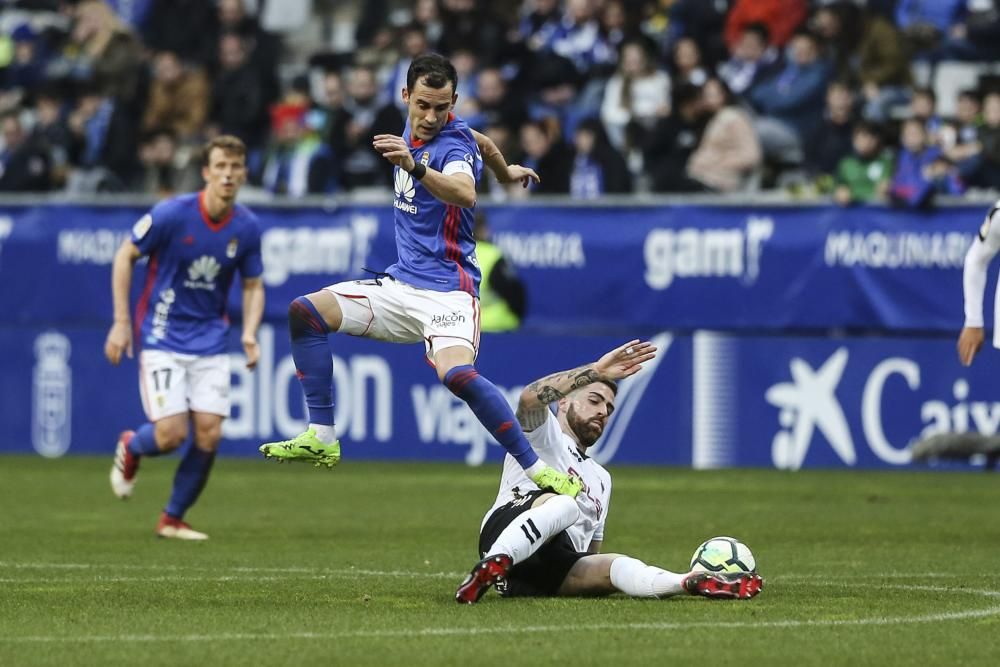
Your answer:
[409,163,427,180]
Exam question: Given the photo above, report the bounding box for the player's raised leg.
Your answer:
[436,345,582,497]
[259,292,342,467]
[110,414,188,499]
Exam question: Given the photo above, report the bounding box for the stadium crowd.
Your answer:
[1,0,999,207]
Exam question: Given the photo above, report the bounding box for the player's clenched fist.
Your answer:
[104,320,133,365]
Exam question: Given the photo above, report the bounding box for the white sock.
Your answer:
[609,556,686,599]
[309,423,337,444]
[486,495,580,565]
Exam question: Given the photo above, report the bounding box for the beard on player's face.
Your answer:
[566,402,606,449]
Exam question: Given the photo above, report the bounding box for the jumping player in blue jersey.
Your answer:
[258,54,582,497]
[104,135,265,540]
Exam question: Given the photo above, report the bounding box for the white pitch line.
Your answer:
[1,584,999,643]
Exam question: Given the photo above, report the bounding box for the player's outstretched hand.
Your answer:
[243,335,260,370]
[958,326,984,367]
[372,134,415,171]
[595,339,657,381]
[503,165,540,188]
[104,321,133,365]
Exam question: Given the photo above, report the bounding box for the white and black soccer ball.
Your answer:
[689,536,756,574]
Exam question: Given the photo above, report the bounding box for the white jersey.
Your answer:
[963,200,1000,347]
[482,410,612,552]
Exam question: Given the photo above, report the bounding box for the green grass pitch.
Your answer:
[2,455,999,666]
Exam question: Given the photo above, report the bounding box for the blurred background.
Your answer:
[2,0,1000,472]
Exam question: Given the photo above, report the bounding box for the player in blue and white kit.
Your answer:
[455,340,763,603]
[104,136,265,540]
[258,54,582,497]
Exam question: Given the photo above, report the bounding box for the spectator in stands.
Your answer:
[143,0,218,67]
[256,102,335,197]
[142,51,210,145]
[687,77,762,193]
[725,0,808,53]
[804,80,856,178]
[517,0,565,55]
[1,24,47,94]
[895,0,965,58]
[938,0,1000,62]
[645,83,707,193]
[413,0,444,47]
[910,88,944,146]
[0,111,51,191]
[520,119,572,194]
[547,0,613,77]
[570,117,631,198]
[474,212,526,333]
[438,0,507,68]
[66,83,138,191]
[341,65,402,189]
[473,68,527,132]
[750,30,830,164]
[593,0,630,76]
[600,38,670,153]
[388,24,430,113]
[833,121,893,205]
[209,32,267,149]
[215,0,281,106]
[669,37,708,87]
[975,91,1000,189]
[813,3,911,122]
[65,0,144,106]
[943,89,983,181]
[30,86,73,187]
[665,0,731,67]
[137,127,199,197]
[718,22,779,99]
[313,70,350,174]
[890,117,964,208]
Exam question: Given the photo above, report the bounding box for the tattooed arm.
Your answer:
[515,339,657,432]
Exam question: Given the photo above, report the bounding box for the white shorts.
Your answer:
[325,277,480,360]
[138,349,231,422]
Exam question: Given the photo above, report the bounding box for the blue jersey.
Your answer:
[131,192,263,355]
[385,113,484,295]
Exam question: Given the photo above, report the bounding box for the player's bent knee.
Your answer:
[154,420,188,451]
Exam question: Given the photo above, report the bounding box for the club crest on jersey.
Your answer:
[420,151,430,166]
[132,214,152,240]
[394,169,418,215]
[226,238,239,258]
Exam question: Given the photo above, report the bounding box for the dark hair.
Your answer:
[959,89,982,104]
[673,82,702,110]
[597,379,618,396]
[201,135,246,166]
[913,87,936,103]
[853,120,881,141]
[743,21,770,44]
[406,53,458,93]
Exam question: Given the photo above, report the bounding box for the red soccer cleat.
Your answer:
[156,512,209,541]
[455,554,513,604]
[110,430,140,499]
[682,571,763,600]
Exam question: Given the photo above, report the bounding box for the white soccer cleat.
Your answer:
[156,512,209,541]
[110,430,139,499]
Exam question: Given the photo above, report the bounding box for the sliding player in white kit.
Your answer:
[959,201,1000,366]
[456,340,764,603]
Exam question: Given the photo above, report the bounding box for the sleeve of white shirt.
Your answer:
[523,408,562,458]
[963,205,1000,327]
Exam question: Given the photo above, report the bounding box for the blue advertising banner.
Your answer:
[0,202,991,332]
[4,323,998,470]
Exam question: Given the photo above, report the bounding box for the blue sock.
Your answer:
[165,443,216,520]
[289,296,334,426]
[128,423,163,457]
[444,365,539,469]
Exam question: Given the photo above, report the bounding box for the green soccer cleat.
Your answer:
[258,429,341,468]
[530,466,583,497]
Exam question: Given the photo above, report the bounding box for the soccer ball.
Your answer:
[689,536,756,573]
